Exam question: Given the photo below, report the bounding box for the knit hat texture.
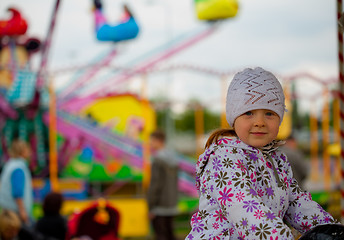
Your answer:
[226,67,286,127]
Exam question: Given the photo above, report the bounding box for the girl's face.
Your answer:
[234,109,280,148]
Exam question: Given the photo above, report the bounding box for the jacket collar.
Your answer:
[196,138,285,178]
[195,137,285,189]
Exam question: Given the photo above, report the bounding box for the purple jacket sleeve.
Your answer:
[283,163,335,233]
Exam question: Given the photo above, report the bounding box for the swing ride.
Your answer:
[0,0,238,236]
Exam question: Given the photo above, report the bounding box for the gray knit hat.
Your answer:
[226,67,286,127]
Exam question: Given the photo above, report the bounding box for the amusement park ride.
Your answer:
[1,0,343,238]
[0,0,240,237]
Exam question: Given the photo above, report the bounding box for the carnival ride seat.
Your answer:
[96,17,139,42]
[93,0,139,43]
[194,0,239,21]
[0,8,28,36]
[67,199,121,240]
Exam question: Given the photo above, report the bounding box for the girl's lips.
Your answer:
[251,132,266,135]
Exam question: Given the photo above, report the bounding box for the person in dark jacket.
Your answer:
[35,192,67,240]
[147,130,179,240]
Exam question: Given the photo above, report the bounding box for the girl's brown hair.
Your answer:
[205,128,237,149]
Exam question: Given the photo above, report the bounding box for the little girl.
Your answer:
[186,67,336,239]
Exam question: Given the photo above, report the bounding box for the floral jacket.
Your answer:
[186,138,335,240]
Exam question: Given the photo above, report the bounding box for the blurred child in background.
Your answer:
[0,139,33,225]
[0,209,21,240]
[35,192,67,240]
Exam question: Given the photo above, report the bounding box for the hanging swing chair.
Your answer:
[194,0,239,21]
[93,1,139,42]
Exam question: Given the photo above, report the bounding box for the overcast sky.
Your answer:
[0,0,338,112]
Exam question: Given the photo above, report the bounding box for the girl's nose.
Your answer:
[254,115,265,127]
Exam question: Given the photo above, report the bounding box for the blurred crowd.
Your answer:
[0,129,180,240]
[0,140,66,240]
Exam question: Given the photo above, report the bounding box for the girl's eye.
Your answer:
[244,111,253,116]
[266,111,275,116]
